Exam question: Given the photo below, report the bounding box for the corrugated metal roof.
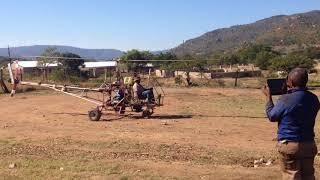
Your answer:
[145,63,153,67]
[18,61,58,68]
[17,61,117,68]
[84,61,117,68]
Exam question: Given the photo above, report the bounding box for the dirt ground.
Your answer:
[0,87,320,179]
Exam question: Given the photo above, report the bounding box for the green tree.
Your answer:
[207,53,225,68]
[154,52,178,69]
[302,47,320,59]
[270,54,315,73]
[37,47,61,81]
[221,54,240,65]
[0,56,10,67]
[154,52,177,60]
[59,52,84,78]
[255,51,278,70]
[170,54,199,86]
[120,50,154,72]
[236,45,267,63]
[236,44,280,69]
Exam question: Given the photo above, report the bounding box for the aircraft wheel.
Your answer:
[142,110,152,119]
[88,108,102,121]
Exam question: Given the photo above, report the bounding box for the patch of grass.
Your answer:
[0,156,172,180]
[0,138,278,168]
[176,90,266,118]
[120,176,129,180]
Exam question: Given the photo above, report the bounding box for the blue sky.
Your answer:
[0,0,319,51]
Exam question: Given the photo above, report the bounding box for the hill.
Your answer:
[172,10,320,57]
[0,45,123,60]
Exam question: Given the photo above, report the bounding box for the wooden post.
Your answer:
[109,69,112,83]
[20,70,23,82]
[104,69,107,82]
[234,70,239,87]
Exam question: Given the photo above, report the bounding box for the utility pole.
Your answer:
[7,45,12,63]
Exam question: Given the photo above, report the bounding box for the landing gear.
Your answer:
[142,109,153,119]
[88,108,102,121]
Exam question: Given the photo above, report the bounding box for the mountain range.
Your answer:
[172,10,320,56]
[0,45,123,60]
[1,10,320,60]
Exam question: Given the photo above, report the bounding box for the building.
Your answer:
[155,70,175,78]
[175,71,212,79]
[18,61,58,76]
[81,61,117,77]
[16,60,117,77]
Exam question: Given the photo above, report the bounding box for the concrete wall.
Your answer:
[155,70,175,78]
[22,67,56,76]
[174,71,211,79]
[84,67,116,77]
[211,71,262,79]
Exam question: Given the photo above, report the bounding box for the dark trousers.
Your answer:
[277,141,318,180]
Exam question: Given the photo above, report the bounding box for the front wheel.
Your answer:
[88,108,102,121]
[142,110,153,119]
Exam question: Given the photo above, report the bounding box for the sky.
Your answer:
[0,0,319,51]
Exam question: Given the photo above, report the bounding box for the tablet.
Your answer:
[267,78,287,95]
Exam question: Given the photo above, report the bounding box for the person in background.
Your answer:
[262,68,320,180]
[132,77,154,104]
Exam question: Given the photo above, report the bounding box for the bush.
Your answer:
[69,76,83,84]
[309,69,318,74]
[215,79,226,87]
[50,69,66,82]
[175,75,183,85]
[270,54,315,73]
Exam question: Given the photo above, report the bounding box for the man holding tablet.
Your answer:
[262,68,320,180]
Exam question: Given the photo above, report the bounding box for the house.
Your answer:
[81,61,117,77]
[15,61,117,78]
[18,61,58,75]
[155,70,175,78]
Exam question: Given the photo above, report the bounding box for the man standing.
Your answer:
[263,68,320,180]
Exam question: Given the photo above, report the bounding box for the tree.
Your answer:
[59,52,84,79]
[255,51,278,70]
[154,52,178,69]
[37,47,61,81]
[235,44,281,69]
[207,53,225,68]
[170,54,198,86]
[120,50,154,72]
[154,52,177,60]
[270,53,316,73]
[302,47,320,59]
[222,54,240,65]
[0,56,10,67]
[236,45,268,63]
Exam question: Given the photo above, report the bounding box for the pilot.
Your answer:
[112,81,124,102]
[132,77,154,104]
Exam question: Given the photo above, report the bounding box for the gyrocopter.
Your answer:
[6,59,165,121]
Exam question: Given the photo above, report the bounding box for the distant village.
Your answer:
[17,59,262,80]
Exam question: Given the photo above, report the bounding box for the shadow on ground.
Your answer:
[52,112,266,121]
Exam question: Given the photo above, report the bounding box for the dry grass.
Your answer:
[0,87,320,179]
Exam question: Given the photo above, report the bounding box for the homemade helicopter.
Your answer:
[6,57,165,121]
